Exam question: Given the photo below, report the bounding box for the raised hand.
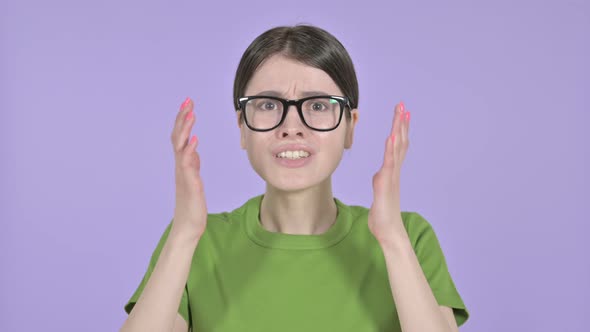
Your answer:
[368,102,411,246]
[170,97,208,241]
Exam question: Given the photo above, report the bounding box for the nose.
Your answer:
[277,104,305,138]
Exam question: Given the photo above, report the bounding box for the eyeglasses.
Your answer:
[236,95,351,132]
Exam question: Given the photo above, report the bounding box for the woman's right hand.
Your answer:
[170,97,208,241]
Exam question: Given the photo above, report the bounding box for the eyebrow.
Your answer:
[253,90,332,98]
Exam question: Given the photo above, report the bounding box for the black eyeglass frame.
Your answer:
[236,95,352,132]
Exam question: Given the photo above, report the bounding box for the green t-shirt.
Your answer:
[124,194,469,331]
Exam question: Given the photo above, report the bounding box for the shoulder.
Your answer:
[401,211,434,233]
[203,195,255,228]
[198,195,260,242]
[342,202,437,250]
[336,199,433,235]
[335,199,435,243]
[400,211,439,248]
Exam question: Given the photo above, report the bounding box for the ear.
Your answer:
[237,111,246,150]
[344,109,359,149]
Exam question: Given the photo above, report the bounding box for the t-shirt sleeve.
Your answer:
[123,220,191,326]
[405,212,470,327]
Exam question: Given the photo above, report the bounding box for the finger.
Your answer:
[187,134,199,152]
[178,134,201,167]
[397,109,409,164]
[389,104,399,136]
[382,104,401,170]
[175,109,195,152]
[401,105,411,143]
[395,102,406,160]
[401,108,408,142]
[389,102,404,139]
[174,97,193,133]
[392,102,403,160]
[381,133,395,170]
[174,102,196,153]
[172,97,193,144]
[186,135,202,171]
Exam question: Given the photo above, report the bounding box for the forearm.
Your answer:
[380,230,453,332]
[121,226,199,332]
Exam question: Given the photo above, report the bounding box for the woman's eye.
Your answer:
[312,103,326,111]
[256,101,277,110]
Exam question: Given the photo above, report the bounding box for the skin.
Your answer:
[152,54,460,331]
[236,53,460,331]
[238,54,358,235]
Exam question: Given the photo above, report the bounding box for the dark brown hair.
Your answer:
[233,24,359,122]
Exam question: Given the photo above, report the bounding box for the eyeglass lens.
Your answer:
[244,97,341,130]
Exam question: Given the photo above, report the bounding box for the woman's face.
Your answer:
[238,54,359,192]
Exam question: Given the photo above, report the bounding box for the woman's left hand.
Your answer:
[368,101,411,246]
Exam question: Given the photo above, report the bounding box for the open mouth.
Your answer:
[275,150,311,160]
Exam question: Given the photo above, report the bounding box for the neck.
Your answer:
[259,177,338,235]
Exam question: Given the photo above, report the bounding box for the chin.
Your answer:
[264,172,317,193]
[249,154,336,193]
[252,166,322,193]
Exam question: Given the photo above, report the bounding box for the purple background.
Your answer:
[1,0,588,331]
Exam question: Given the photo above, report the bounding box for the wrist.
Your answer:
[169,224,202,247]
[378,231,413,256]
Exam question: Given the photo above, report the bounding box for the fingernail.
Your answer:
[405,111,410,121]
[190,135,197,145]
[400,101,405,112]
[180,97,190,110]
[185,110,193,120]
[391,134,395,144]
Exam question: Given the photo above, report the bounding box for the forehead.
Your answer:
[244,54,343,97]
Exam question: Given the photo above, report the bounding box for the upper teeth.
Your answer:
[276,150,310,159]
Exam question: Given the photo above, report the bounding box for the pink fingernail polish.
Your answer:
[400,101,405,112]
[391,134,395,143]
[185,110,193,120]
[190,135,197,145]
[405,111,410,121]
[180,97,190,110]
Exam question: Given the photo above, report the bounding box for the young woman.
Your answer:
[120,24,469,332]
